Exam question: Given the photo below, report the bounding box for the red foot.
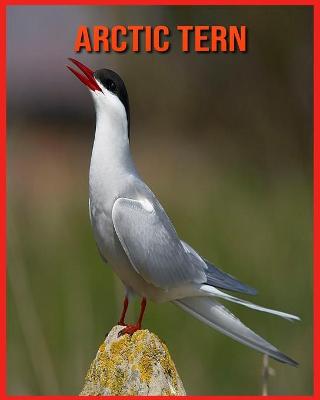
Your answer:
[118,324,141,337]
[117,320,126,326]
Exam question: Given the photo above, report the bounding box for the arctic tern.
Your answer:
[67,58,299,366]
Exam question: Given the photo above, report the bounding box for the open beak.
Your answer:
[67,58,102,92]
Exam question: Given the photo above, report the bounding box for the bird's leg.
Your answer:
[137,297,147,328]
[117,296,129,326]
[118,297,147,336]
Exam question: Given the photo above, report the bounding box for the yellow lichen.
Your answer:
[159,341,179,390]
[80,326,185,396]
[104,335,130,394]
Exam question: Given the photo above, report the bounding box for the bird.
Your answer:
[67,58,300,367]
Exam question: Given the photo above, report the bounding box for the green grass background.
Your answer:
[8,127,312,395]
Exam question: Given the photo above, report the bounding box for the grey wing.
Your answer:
[181,240,257,295]
[112,197,206,289]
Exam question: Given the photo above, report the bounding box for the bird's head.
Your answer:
[67,58,130,136]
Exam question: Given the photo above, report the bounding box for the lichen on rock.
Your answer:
[80,325,186,396]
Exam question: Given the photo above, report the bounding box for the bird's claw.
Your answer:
[118,324,141,337]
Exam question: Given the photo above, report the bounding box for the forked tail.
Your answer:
[173,296,298,366]
[199,284,300,322]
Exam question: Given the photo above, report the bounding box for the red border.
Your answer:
[3,0,318,7]
[2,0,317,4]
[1,0,7,398]
[1,0,317,399]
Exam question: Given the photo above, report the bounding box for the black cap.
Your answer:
[94,69,130,140]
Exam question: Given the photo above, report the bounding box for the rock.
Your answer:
[80,325,186,396]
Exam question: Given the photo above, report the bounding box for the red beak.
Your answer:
[67,58,102,92]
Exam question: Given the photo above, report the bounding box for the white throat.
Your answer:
[89,91,137,200]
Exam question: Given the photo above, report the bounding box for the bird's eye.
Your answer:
[105,79,116,93]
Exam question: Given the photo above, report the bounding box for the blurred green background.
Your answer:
[7,5,313,396]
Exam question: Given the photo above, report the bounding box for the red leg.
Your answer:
[118,296,129,326]
[119,297,147,336]
[137,297,147,327]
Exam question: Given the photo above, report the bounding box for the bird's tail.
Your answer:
[173,296,298,366]
[200,284,300,322]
